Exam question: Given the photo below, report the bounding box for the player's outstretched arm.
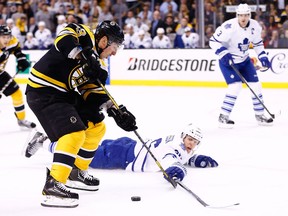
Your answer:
[188,154,218,168]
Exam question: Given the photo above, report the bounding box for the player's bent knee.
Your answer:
[56,130,86,154]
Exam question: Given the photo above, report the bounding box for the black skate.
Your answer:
[218,114,235,129]
[41,168,79,208]
[66,166,99,191]
[255,114,273,126]
[25,131,47,158]
[17,119,36,129]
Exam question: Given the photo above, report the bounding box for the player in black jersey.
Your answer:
[25,21,137,208]
[0,25,35,129]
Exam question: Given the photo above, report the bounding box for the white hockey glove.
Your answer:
[188,154,218,168]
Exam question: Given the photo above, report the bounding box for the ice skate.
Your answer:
[24,131,47,158]
[66,166,99,191]
[17,119,36,129]
[41,168,79,208]
[218,114,235,129]
[255,114,273,126]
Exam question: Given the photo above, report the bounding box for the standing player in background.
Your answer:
[209,3,273,128]
[25,21,137,208]
[0,25,36,129]
[25,123,218,182]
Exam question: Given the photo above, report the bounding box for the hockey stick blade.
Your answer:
[229,61,276,119]
[176,180,240,208]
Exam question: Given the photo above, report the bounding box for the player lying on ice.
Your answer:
[24,123,218,182]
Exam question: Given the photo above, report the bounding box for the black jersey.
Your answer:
[28,23,102,91]
[27,23,109,106]
[0,36,21,72]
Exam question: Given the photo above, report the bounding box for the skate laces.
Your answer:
[256,114,267,121]
[28,133,45,151]
[80,170,94,181]
[19,119,29,125]
[56,181,71,193]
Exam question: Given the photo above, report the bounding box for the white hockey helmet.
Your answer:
[236,3,251,15]
[180,123,203,144]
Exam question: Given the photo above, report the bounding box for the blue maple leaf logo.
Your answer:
[238,38,249,53]
[224,23,232,29]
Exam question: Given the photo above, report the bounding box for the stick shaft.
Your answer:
[96,79,177,188]
[176,180,209,207]
[230,63,275,119]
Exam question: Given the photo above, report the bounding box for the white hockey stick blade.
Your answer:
[176,180,240,208]
[206,202,240,209]
[270,109,282,119]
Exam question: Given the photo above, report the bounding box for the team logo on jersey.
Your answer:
[70,116,77,123]
[69,67,88,88]
[238,38,249,53]
[224,23,232,29]
[75,26,86,37]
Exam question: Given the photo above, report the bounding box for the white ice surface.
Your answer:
[0,85,288,216]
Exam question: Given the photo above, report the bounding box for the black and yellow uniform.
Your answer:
[26,23,111,183]
[0,33,33,125]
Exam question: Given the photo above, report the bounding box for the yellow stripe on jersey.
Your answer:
[78,83,106,100]
[29,68,69,92]
[27,79,46,88]
[6,36,20,51]
[80,24,95,47]
[54,27,79,49]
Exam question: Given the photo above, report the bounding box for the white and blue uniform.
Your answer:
[89,135,212,174]
[209,17,270,118]
[38,124,218,181]
[210,18,265,65]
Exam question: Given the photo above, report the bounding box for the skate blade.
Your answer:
[218,123,234,129]
[41,195,79,208]
[257,122,274,126]
[66,180,99,191]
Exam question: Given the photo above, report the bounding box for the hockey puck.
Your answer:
[131,196,141,201]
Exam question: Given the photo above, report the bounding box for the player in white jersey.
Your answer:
[181,27,200,48]
[24,123,218,182]
[152,28,172,48]
[209,3,273,128]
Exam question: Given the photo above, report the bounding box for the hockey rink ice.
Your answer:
[1,84,287,216]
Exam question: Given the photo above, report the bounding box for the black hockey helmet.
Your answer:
[0,25,12,36]
[94,21,124,52]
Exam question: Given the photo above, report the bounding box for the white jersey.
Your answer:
[34,28,54,48]
[126,135,194,172]
[152,35,172,48]
[134,36,152,48]
[209,18,265,64]
[181,32,200,48]
[124,33,138,49]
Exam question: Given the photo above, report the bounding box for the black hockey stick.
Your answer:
[96,79,177,188]
[0,70,21,97]
[176,180,240,208]
[229,61,275,119]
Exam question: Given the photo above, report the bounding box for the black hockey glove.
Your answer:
[107,105,138,132]
[15,53,31,71]
[81,47,108,84]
